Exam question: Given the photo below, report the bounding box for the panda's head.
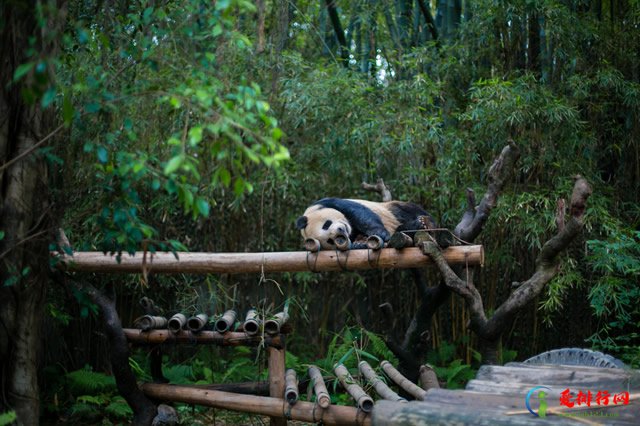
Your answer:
[296,206,352,250]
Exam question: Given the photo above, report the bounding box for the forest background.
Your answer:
[1,0,639,424]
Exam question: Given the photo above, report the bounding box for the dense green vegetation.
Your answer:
[1,0,639,424]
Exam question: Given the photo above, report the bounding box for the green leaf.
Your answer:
[13,62,34,82]
[151,178,161,190]
[164,155,183,175]
[41,87,56,108]
[196,198,210,217]
[97,147,108,164]
[0,231,4,241]
[188,126,203,146]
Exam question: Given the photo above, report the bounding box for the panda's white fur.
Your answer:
[296,198,435,250]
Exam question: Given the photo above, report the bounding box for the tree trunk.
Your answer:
[0,3,60,424]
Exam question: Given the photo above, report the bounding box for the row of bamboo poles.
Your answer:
[133,308,289,336]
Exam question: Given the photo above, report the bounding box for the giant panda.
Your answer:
[295,198,438,250]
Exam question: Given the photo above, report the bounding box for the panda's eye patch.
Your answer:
[322,220,333,230]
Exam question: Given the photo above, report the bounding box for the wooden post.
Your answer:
[268,346,287,426]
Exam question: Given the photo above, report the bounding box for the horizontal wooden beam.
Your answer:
[54,245,483,274]
[141,383,371,426]
[123,329,283,348]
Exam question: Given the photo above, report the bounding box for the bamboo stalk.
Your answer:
[380,360,427,401]
[334,364,374,413]
[284,369,299,404]
[358,361,406,402]
[54,245,484,274]
[123,329,283,348]
[308,366,331,408]
[141,383,371,425]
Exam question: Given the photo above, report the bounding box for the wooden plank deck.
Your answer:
[372,363,640,425]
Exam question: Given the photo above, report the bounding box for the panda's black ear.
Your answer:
[295,216,308,230]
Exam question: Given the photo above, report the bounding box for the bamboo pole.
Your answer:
[123,329,283,348]
[167,313,187,333]
[358,361,406,402]
[284,369,299,404]
[243,309,261,336]
[214,310,237,333]
[308,366,331,408]
[334,364,374,413]
[54,245,483,274]
[264,311,289,335]
[380,361,427,401]
[140,383,371,425]
[268,347,286,426]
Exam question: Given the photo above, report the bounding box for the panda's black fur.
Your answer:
[295,198,437,250]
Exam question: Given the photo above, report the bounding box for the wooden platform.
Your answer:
[372,362,640,425]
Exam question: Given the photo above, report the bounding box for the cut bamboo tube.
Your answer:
[284,369,299,404]
[334,364,374,413]
[123,329,283,348]
[264,311,289,335]
[167,313,187,333]
[187,314,208,332]
[419,364,440,390]
[243,309,260,336]
[380,361,427,401]
[53,245,483,274]
[141,383,371,425]
[214,310,237,333]
[308,366,331,408]
[134,315,167,331]
[358,361,406,402]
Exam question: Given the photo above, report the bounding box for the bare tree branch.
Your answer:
[362,178,393,202]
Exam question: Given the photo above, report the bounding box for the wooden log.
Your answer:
[243,309,261,336]
[308,366,331,408]
[53,245,484,274]
[284,369,299,405]
[418,364,440,390]
[123,329,283,348]
[268,347,287,426]
[141,383,371,425]
[334,364,374,413]
[380,361,427,401]
[167,313,187,333]
[359,361,406,402]
[265,311,289,335]
[214,310,237,333]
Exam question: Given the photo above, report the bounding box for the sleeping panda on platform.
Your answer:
[295,198,438,250]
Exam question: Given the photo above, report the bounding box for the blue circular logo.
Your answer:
[526,386,551,417]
